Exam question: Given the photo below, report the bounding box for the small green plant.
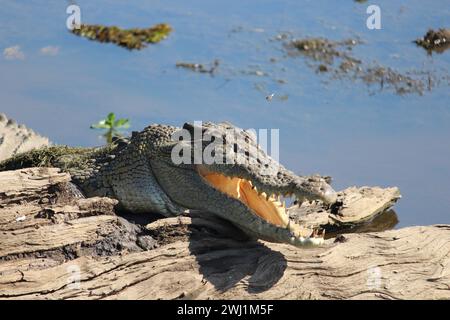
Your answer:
[90,112,130,144]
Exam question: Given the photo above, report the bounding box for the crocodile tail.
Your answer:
[0,113,50,161]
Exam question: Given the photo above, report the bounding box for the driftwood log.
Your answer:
[0,114,49,162]
[0,168,449,300]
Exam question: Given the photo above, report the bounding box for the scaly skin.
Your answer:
[0,121,337,247]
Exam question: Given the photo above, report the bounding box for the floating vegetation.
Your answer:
[360,66,425,95]
[290,38,361,65]
[414,28,450,54]
[176,60,220,74]
[71,23,172,50]
[283,36,439,95]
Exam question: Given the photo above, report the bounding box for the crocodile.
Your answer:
[0,118,338,247]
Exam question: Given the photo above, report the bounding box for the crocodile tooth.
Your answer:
[266,194,270,201]
[260,192,267,199]
[286,219,291,230]
[312,228,318,238]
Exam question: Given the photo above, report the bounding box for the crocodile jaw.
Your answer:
[197,165,321,241]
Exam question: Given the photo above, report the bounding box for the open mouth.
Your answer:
[197,165,316,238]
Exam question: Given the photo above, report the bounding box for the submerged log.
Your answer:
[0,168,449,300]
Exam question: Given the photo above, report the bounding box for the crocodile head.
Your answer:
[145,122,337,247]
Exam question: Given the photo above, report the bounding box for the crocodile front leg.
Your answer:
[108,157,187,216]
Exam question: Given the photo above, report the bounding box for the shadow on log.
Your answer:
[0,168,449,299]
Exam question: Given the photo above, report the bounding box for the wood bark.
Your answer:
[0,168,449,300]
[0,114,49,161]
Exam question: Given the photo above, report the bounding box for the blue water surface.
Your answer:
[1,0,449,227]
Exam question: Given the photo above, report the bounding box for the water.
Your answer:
[1,0,449,228]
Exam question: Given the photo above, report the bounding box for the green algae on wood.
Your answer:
[0,145,117,172]
[71,23,172,50]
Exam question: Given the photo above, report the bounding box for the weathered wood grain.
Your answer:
[0,168,448,300]
[0,114,49,162]
[289,186,401,232]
